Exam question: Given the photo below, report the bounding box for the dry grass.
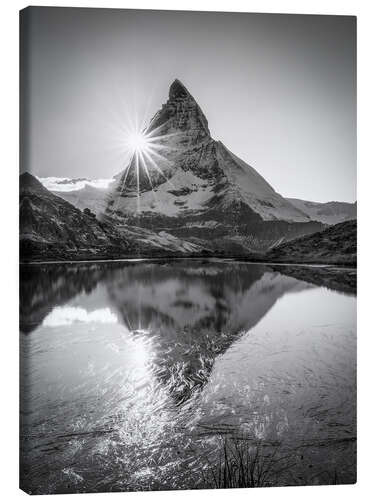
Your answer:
[201,437,295,489]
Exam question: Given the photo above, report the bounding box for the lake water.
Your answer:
[20,260,356,493]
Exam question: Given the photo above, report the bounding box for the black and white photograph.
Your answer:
[19,6,356,494]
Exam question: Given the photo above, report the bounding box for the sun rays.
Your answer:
[111,121,180,215]
[115,128,172,212]
[104,84,183,216]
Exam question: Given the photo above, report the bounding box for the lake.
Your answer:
[20,260,356,493]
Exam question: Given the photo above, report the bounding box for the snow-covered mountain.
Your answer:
[39,171,357,228]
[40,174,357,229]
[32,80,355,257]
[107,80,310,223]
[103,79,322,252]
[50,183,111,215]
[38,176,115,215]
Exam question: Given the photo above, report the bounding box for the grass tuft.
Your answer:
[201,437,295,488]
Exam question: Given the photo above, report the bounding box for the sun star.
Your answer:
[108,107,181,216]
[126,131,151,155]
[121,127,175,192]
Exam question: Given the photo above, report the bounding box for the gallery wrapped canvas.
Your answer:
[19,7,356,494]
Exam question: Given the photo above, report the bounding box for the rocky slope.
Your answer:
[105,79,323,253]
[264,220,357,265]
[20,172,134,261]
[287,198,357,225]
[20,173,212,261]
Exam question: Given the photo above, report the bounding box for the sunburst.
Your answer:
[126,131,150,155]
[113,124,180,215]
[106,92,182,215]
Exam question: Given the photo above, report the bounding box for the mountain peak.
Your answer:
[147,79,210,138]
[20,172,49,194]
[169,79,190,99]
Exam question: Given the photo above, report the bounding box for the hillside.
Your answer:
[287,198,356,225]
[264,220,357,265]
[19,172,136,261]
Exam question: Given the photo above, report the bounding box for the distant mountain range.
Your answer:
[49,178,356,227]
[286,198,356,225]
[20,79,356,262]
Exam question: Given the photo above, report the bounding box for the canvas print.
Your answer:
[19,7,357,494]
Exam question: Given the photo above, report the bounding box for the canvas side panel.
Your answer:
[19,8,33,494]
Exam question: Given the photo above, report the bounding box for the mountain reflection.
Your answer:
[20,260,315,404]
[20,263,109,333]
[105,262,313,402]
[20,261,356,493]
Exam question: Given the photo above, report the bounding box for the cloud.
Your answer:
[38,176,115,192]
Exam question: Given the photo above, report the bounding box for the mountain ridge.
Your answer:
[20,79,355,261]
[287,198,356,225]
[41,175,357,227]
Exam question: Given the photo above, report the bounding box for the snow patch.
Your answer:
[111,170,215,217]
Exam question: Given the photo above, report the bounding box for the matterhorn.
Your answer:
[105,79,322,253]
